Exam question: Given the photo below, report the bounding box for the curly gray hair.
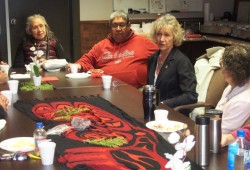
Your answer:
[150,14,184,46]
[221,44,250,86]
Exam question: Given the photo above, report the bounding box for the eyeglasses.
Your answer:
[111,23,127,29]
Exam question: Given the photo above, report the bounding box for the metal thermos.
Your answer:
[142,85,158,121]
[195,115,210,166]
[210,115,222,153]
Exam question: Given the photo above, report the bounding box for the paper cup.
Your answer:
[0,65,10,75]
[154,109,169,124]
[7,80,19,94]
[1,90,12,105]
[70,64,78,74]
[38,141,56,165]
[101,75,112,89]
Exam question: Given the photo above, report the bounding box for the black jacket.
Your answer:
[147,47,198,108]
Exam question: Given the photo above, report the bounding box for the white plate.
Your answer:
[47,68,60,72]
[65,73,91,79]
[0,137,35,152]
[146,120,187,133]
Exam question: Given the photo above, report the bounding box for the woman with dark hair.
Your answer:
[216,44,250,134]
[13,14,67,68]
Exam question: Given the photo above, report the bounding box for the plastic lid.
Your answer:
[195,115,210,125]
[36,122,43,129]
[247,161,250,168]
[143,85,156,91]
[237,130,245,137]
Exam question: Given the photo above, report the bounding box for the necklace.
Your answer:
[156,52,168,75]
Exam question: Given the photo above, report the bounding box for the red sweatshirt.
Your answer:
[76,31,158,88]
[231,124,250,141]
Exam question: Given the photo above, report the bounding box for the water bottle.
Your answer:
[246,161,250,170]
[228,142,238,170]
[142,85,159,121]
[235,130,246,170]
[33,122,47,156]
[194,115,210,166]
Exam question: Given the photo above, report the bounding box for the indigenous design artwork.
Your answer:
[14,96,200,170]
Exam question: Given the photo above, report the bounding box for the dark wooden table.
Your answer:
[0,69,230,170]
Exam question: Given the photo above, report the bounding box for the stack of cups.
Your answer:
[0,65,10,76]
[38,141,56,165]
[8,80,19,94]
[0,90,12,105]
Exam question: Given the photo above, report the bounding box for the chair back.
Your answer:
[205,68,228,107]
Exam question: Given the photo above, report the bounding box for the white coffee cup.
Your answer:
[154,109,169,124]
[1,90,12,106]
[101,75,112,89]
[7,80,19,94]
[70,64,78,74]
[38,141,56,165]
[0,65,10,75]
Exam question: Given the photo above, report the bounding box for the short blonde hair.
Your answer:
[150,14,184,46]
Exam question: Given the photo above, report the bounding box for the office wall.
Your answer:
[80,0,112,20]
[80,0,234,21]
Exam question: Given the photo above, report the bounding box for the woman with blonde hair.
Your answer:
[147,14,197,116]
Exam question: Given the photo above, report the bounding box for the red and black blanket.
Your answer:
[14,96,202,170]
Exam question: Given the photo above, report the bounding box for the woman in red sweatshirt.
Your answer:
[221,124,250,147]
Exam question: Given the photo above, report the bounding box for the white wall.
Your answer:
[80,0,113,20]
[80,0,234,21]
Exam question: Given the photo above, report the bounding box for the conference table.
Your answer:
[0,68,230,170]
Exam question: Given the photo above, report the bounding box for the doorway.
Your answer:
[0,0,80,65]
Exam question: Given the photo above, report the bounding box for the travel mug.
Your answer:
[210,115,221,153]
[195,115,210,166]
[142,85,158,121]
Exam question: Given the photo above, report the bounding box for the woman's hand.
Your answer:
[0,61,8,65]
[0,94,9,111]
[0,70,8,83]
[221,133,236,147]
[88,69,104,74]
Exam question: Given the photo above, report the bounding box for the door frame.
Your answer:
[0,0,80,65]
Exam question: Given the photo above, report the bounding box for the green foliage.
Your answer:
[20,81,54,91]
[33,65,40,77]
[83,137,128,148]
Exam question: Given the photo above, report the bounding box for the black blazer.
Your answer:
[147,47,198,108]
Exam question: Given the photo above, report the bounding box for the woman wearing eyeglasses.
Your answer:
[13,14,67,68]
[67,10,158,88]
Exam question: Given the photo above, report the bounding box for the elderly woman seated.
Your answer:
[215,44,250,134]
[13,14,67,68]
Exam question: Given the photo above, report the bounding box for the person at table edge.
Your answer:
[68,10,158,88]
[13,14,67,68]
[221,124,250,147]
[147,14,198,116]
[216,44,250,134]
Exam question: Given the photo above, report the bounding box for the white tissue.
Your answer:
[10,74,31,79]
